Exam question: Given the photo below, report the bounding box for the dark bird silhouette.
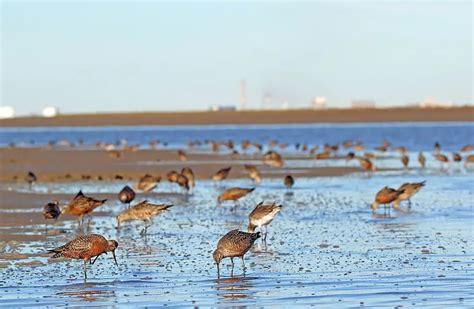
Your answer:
[62,190,107,224]
[283,175,294,189]
[118,185,135,207]
[43,201,61,220]
[25,171,37,190]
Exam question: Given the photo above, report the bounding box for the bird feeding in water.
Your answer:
[371,186,405,213]
[217,187,255,208]
[61,190,107,225]
[213,229,261,277]
[48,234,118,281]
[116,200,173,235]
[248,202,282,242]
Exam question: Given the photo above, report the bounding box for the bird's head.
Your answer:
[107,240,119,266]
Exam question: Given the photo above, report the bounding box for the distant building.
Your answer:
[210,105,237,112]
[352,100,376,108]
[418,98,453,108]
[311,97,327,109]
[0,106,15,119]
[42,106,60,117]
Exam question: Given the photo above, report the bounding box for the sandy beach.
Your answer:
[1,106,473,127]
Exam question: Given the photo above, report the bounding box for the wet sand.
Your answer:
[1,106,473,127]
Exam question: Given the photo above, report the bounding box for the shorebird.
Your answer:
[43,201,61,220]
[262,151,284,167]
[371,186,404,213]
[452,152,462,162]
[178,150,187,161]
[167,170,180,183]
[460,145,474,152]
[49,234,118,280]
[248,202,282,241]
[393,181,426,209]
[354,142,365,151]
[244,165,262,184]
[25,171,37,190]
[62,190,107,224]
[356,156,376,172]
[434,142,441,153]
[375,145,388,152]
[213,167,232,184]
[284,175,294,189]
[117,200,173,234]
[181,167,195,189]
[418,152,426,168]
[176,174,190,192]
[465,154,474,166]
[314,151,331,160]
[345,152,355,162]
[217,187,255,206]
[434,153,449,168]
[401,154,409,169]
[309,146,319,156]
[136,174,161,193]
[213,229,261,277]
[118,185,135,207]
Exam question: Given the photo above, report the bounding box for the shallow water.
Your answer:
[0,171,473,307]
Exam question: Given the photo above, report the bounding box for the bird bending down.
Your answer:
[248,202,282,241]
[61,190,107,225]
[213,229,261,277]
[217,187,255,207]
[371,186,405,213]
[49,234,118,281]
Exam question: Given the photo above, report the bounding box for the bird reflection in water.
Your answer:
[56,283,115,303]
[215,275,255,302]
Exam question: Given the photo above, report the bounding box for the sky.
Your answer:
[1,1,472,115]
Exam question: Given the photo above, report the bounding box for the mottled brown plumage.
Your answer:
[117,200,173,233]
[118,185,135,206]
[213,229,261,277]
[401,154,409,169]
[460,145,473,152]
[452,153,462,162]
[136,174,161,193]
[213,167,232,182]
[43,201,60,220]
[49,234,118,280]
[218,187,255,204]
[357,156,376,172]
[167,170,180,183]
[181,167,195,188]
[244,165,262,184]
[263,151,284,167]
[393,181,426,209]
[176,174,190,192]
[178,150,187,161]
[248,202,282,241]
[371,186,404,212]
[62,191,107,223]
[418,152,426,168]
[434,154,449,164]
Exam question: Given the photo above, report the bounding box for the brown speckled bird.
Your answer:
[136,174,161,193]
[460,145,474,152]
[178,150,187,161]
[62,191,107,224]
[401,154,409,169]
[43,201,61,220]
[218,187,255,206]
[452,153,462,162]
[464,154,474,166]
[356,156,376,172]
[248,202,282,241]
[244,165,262,184]
[418,152,426,168]
[213,229,261,277]
[181,167,195,189]
[176,174,190,192]
[263,151,284,167]
[118,185,135,207]
[283,175,294,189]
[434,153,449,168]
[167,170,180,183]
[393,181,426,209]
[213,167,232,183]
[371,186,404,212]
[117,200,173,234]
[49,234,118,280]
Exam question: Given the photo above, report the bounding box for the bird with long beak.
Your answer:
[248,202,282,241]
[217,187,255,207]
[49,234,118,281]
[117,200,173,235]
[393,181,426,209]
[213,229,261,277]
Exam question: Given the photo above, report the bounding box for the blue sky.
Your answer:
[1,1,472,115]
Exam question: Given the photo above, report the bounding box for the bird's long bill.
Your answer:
[216,263,220,278]
[112,250,118,266]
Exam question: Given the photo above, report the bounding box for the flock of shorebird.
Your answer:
[26,139,473,280]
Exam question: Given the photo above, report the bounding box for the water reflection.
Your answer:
[56,283,116,303]
[215,275,255,302]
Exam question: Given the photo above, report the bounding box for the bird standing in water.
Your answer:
[371,186,405,213]
[49,234,118,281]
[25,171,37,190]
[248,202,282,242]
[62,190,107,225]
[118,185,135,208]
[213,229,261,277]
[283,175,294,190]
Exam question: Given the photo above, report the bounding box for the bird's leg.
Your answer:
[216,263,220,279]
[230,258,234,276]
[91,254,101,265]
[83,260,88,281]
[241,256,246,273]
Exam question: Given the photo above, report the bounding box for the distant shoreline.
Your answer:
[1,106,473,127]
